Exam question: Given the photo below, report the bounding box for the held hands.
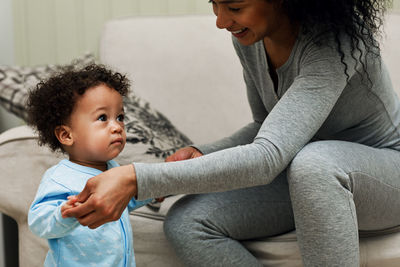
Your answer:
[61,196,82,214]
[61,164,137,229]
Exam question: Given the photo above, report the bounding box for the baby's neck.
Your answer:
[69,158,108,171]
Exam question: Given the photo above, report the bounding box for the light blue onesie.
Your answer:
[28,159,151,267]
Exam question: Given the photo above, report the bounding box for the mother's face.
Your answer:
[209,0,286,46]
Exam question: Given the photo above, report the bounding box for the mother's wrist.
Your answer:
[129,163,138,197]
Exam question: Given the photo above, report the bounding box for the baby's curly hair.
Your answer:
[26,63,130,153]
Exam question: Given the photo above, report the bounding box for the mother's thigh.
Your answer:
[165,173,294,240]
[290,140,400,230]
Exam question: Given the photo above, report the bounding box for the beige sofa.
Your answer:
[1,14,400,266]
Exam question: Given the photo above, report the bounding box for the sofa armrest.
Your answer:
[0,126,64,222]
[0,126,65,266]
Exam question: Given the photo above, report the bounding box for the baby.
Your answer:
[27,64,151,266]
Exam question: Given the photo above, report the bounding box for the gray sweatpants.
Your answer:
[164,141,400,266]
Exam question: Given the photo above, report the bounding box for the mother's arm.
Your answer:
[62,147,203,229]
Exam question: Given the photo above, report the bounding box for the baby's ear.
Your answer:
[55,125,73,147]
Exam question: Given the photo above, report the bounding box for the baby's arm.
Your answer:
[28,180,80,239]
[127,197,154,212]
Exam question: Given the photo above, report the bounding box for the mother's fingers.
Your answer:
[76,207,124,229]
[76,211,99,228]
[84,214,114,229]
[74,177,95,203]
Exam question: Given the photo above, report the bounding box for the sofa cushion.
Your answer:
[123,94,192,160]
[381,13,400,95]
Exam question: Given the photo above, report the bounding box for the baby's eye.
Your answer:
[98,114,107,121]
[117,114,125,122]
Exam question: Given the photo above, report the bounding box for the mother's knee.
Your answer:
[164,195,196,240]
[287,141,342,188]
[164,194,214,245]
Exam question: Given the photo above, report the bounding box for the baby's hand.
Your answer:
[61,196,82,217]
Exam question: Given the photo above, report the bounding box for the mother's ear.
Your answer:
[55,125,74,147]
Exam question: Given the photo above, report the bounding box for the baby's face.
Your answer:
[67,84,126,166]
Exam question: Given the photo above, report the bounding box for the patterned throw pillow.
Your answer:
[0,53,95,121]
[123,95,192,159]
[0,54,192,160]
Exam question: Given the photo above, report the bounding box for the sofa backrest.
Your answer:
[100,14,400,145]
[381,13,400,94]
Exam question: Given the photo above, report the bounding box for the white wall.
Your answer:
[9,0,400,66]
[0,0,22,133]
[12,0,212,66]
[0,0,14,64]
[395,0,400,10]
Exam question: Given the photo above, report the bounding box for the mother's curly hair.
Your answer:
[280,0,392,79]
[26,64,130,153]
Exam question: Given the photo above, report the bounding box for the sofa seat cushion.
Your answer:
[132,194,400,266]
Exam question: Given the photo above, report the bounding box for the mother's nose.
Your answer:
[215,10,233,29]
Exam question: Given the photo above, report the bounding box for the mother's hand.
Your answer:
[62,164,137,229]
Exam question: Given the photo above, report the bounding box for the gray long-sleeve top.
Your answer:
[134,31,400,200]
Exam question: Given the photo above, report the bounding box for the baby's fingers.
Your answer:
[66,195,78,205]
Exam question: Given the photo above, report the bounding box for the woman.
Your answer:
[63,0,400,265]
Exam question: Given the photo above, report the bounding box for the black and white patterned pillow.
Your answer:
[0,55,192,160]
[0,53,95,121]
[123,95,191,159]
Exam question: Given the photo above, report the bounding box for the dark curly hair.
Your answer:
[26,64,130,153]
[279,0,392,80]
